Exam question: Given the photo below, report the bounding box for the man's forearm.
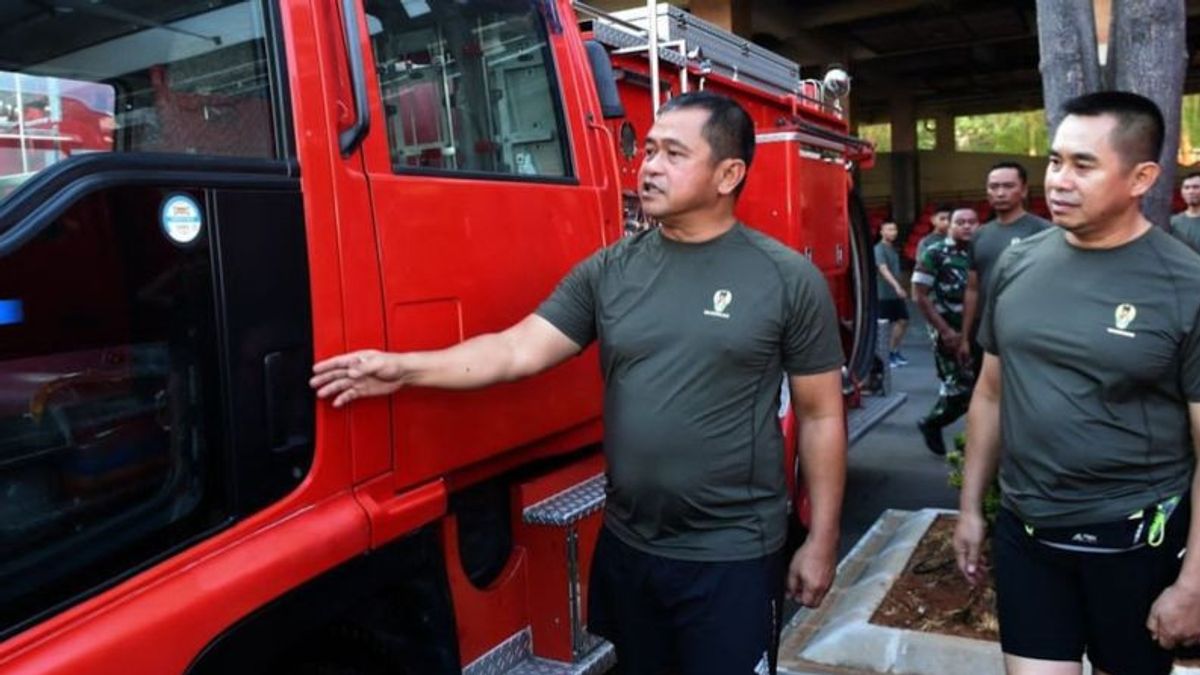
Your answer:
[797,413,847,546]
[961,390,1001,514]
[914,288,951,334]
[878,266,903,293]
[404,331,520,390]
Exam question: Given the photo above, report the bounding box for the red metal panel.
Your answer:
[444,516,531,667]
[351,6,610,492]
[0,494,369,674]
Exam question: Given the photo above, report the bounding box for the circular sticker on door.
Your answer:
[160,194,203,245]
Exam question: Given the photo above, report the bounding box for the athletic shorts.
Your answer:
[879,298,909,322]
[587,526,785,675]
[993,507,1189,674]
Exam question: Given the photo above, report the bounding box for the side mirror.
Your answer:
[584,40,626,119]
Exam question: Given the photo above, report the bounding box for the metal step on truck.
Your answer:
[0,0,899,673]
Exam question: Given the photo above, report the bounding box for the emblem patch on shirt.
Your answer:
[704,289,733,319]
[1106,303,1137,338]
[1010,236,1022,246]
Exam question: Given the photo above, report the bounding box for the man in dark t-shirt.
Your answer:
[957,162,1051,368]
[310,92,847,675]
[954,92,1200,674]
[1169,172,1200,252]
[875,221,910,367]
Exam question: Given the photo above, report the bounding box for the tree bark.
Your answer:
[1035,0,1104,139]
[1109,0,1188,227]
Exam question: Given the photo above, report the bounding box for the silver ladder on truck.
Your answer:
[577,1,843,118]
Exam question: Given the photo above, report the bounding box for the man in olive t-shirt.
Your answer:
[1170,172,1200,252]
[957,162,1050,368]
[955,92,1200,675]
[310,92,848,675]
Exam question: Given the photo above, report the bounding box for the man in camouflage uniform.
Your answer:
[911,207,979,455]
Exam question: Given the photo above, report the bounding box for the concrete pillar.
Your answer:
[935,112,955,154]
[889,94,920,229]
[689,0,751,35]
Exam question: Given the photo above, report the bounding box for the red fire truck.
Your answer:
[0,1,888,673]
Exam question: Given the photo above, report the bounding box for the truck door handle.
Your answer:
[338,0,371,156]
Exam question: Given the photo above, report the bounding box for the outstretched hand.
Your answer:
[310,349,406,407]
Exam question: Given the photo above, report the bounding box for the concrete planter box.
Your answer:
[777,508,1200,675]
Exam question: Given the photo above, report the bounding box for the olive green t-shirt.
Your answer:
[536,224,844,561]
[874,241,901,300]
[969,213,1052,314]
[979,227,1200,527]
[1169,213,1200,253]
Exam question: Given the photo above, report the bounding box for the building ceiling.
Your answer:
[586,0,1200,121]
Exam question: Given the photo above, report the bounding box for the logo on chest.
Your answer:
[1106,303,1137,338]
[703,289,733,319]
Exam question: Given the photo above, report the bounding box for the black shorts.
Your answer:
[588,526,785,675]
[879,298,909,322]
[993,507,1188,674]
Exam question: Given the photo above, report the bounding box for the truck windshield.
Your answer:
[0,0,276,202]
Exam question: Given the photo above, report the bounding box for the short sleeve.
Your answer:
[781,261,844,375]
[535,251,601,348]
[977,246,1014,355]
[1180,302,1200,402]
[912,246,938,287]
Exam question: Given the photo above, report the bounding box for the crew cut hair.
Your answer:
[658,92,755,193]
[988,161,1028,185]
[1060,91,1165,167]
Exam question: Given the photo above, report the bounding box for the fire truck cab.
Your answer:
[0,1,879,673]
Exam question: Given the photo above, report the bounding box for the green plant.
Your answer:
[945,445,1001,525]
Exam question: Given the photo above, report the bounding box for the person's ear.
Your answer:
[715,158,747,196]
[1130,161,1161,199]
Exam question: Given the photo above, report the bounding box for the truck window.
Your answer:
[365,0,571,178]
[0,0,276,203]
[0,187,229,636]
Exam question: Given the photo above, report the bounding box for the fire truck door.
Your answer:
[350,0,607,488]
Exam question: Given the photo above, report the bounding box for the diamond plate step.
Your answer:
[463,628,615,675]
[847,392,907,446]
[522,474,606,527]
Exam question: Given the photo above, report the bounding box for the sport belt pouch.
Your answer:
[1023,494,1185,553]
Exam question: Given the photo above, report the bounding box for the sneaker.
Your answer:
[917,419,946,456]
[892,352,910,366]
[888,354,901,369]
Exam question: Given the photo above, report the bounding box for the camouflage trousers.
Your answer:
[922,335,974,429]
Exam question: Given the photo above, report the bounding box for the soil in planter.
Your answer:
[869,515,1000,642]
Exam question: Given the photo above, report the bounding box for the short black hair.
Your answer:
[934,203,953,215]
[1184,172,1200,183]
[658,92,755,194]
[988,161,1028,185]
[1060,91,1165,166]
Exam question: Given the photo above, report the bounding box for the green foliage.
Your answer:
[945,443,1001,525]
[954,110,1048,156]
[1181,94,1200,166]
[917,118,937,151]
[858,123,892,153]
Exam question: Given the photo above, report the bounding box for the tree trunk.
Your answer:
[1035,0,1103,139]
[1109,0,1188,227]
